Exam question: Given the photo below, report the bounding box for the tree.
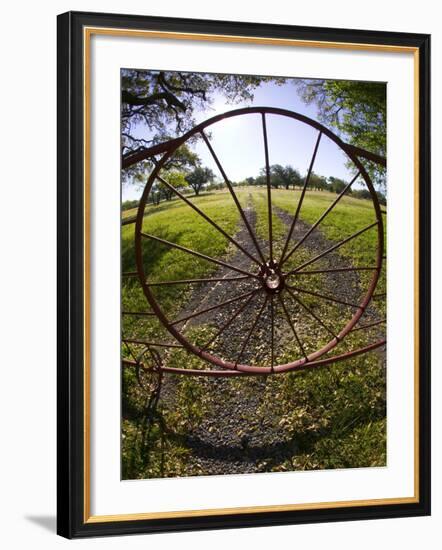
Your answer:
[328,176,350,194]
[185,167,215,196]
[295,79,386,188]
[308,171,328,191]
[121,70,285,169]
[352,188,386,206]
[124,143,199,186]
[122,199,139,211]
[158,170,188,201]
[258,164,300,189]
[274,165,302,189]
[259,166,279,188]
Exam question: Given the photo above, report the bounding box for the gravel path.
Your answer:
[153,194,385,476]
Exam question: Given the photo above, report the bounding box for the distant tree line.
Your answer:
[124,161,386,209]
[139,164,217,206]
[122,199,140,211]
[237,164,386,204]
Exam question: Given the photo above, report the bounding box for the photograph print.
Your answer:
[120,68,387,480]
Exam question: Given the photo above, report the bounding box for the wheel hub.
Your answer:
[259,262,285,294]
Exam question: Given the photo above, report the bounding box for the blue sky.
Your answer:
[122,79,357,201]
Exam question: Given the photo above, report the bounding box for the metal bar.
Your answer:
[122,216,137,226]
[281,171,360,266]
[278,294,308,360]
[294,266,378,275]
[279,131,322,264]
[140,231,258,279]
[122,137,182,169]
[156,173,261,266]
[285,221,379,276]
[235,295,269,367]
[122,271,138,277]
[122,339,183,348]
[285,286,338,340]
[170,288,259,326]
[200,130,267,264]
[344,143,387,167]
[145,275,250,286]
[286,284,361,309]
[351,318,386,332]
[270,295,275,371]
[121,108,386,171]
[123,341,138,363]
[154,338,386,377]
[262,113,273,263]
[201,290,259,351]
[122,311,156,316]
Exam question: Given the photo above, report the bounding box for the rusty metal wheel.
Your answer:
[129,107,385,375]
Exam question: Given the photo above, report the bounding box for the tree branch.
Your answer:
[122,90,186,111]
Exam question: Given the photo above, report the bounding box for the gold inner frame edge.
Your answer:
[82,26,420,524]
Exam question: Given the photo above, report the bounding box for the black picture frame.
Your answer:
[57,10,431,539]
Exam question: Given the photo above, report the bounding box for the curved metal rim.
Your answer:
[134,106,385,374]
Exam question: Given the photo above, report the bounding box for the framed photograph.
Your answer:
[57,11,431,538]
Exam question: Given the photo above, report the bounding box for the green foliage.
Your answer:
[258,164,303,189]
[185,166,215,196]
[156,170,188,201]
[295,79,386,188]
[308,171,328,191]
[124,143,199,187]
[122,199,139,211]
[328,176,349,194]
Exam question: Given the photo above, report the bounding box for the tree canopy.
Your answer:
[294,79,386,187]
[185,166,215,196]
[121,69,283,184]
[255,165,303,189]
[121,70,282,155]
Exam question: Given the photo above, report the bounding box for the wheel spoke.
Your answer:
[286,284,361,309]
[170,288,260,326]
[279,131,322,264]
[155,173,261,266]
[270,295,275,371]
[122,311,156,316]
[281,171,360,266]
[262,113,273,263]
[285,286,338,340]
[200,130,267,264]
[140,232,259,279]
[235,294,269,368]
[285,221,379,276]
[123,341,139,363]
[278,295,308,361]
[351,318,386,332]
[201,290,260,351]
[146,275,250,286]
[294,266,378,276]
[122,339,183,348]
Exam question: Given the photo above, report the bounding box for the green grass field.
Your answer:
[121,187,387,479]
